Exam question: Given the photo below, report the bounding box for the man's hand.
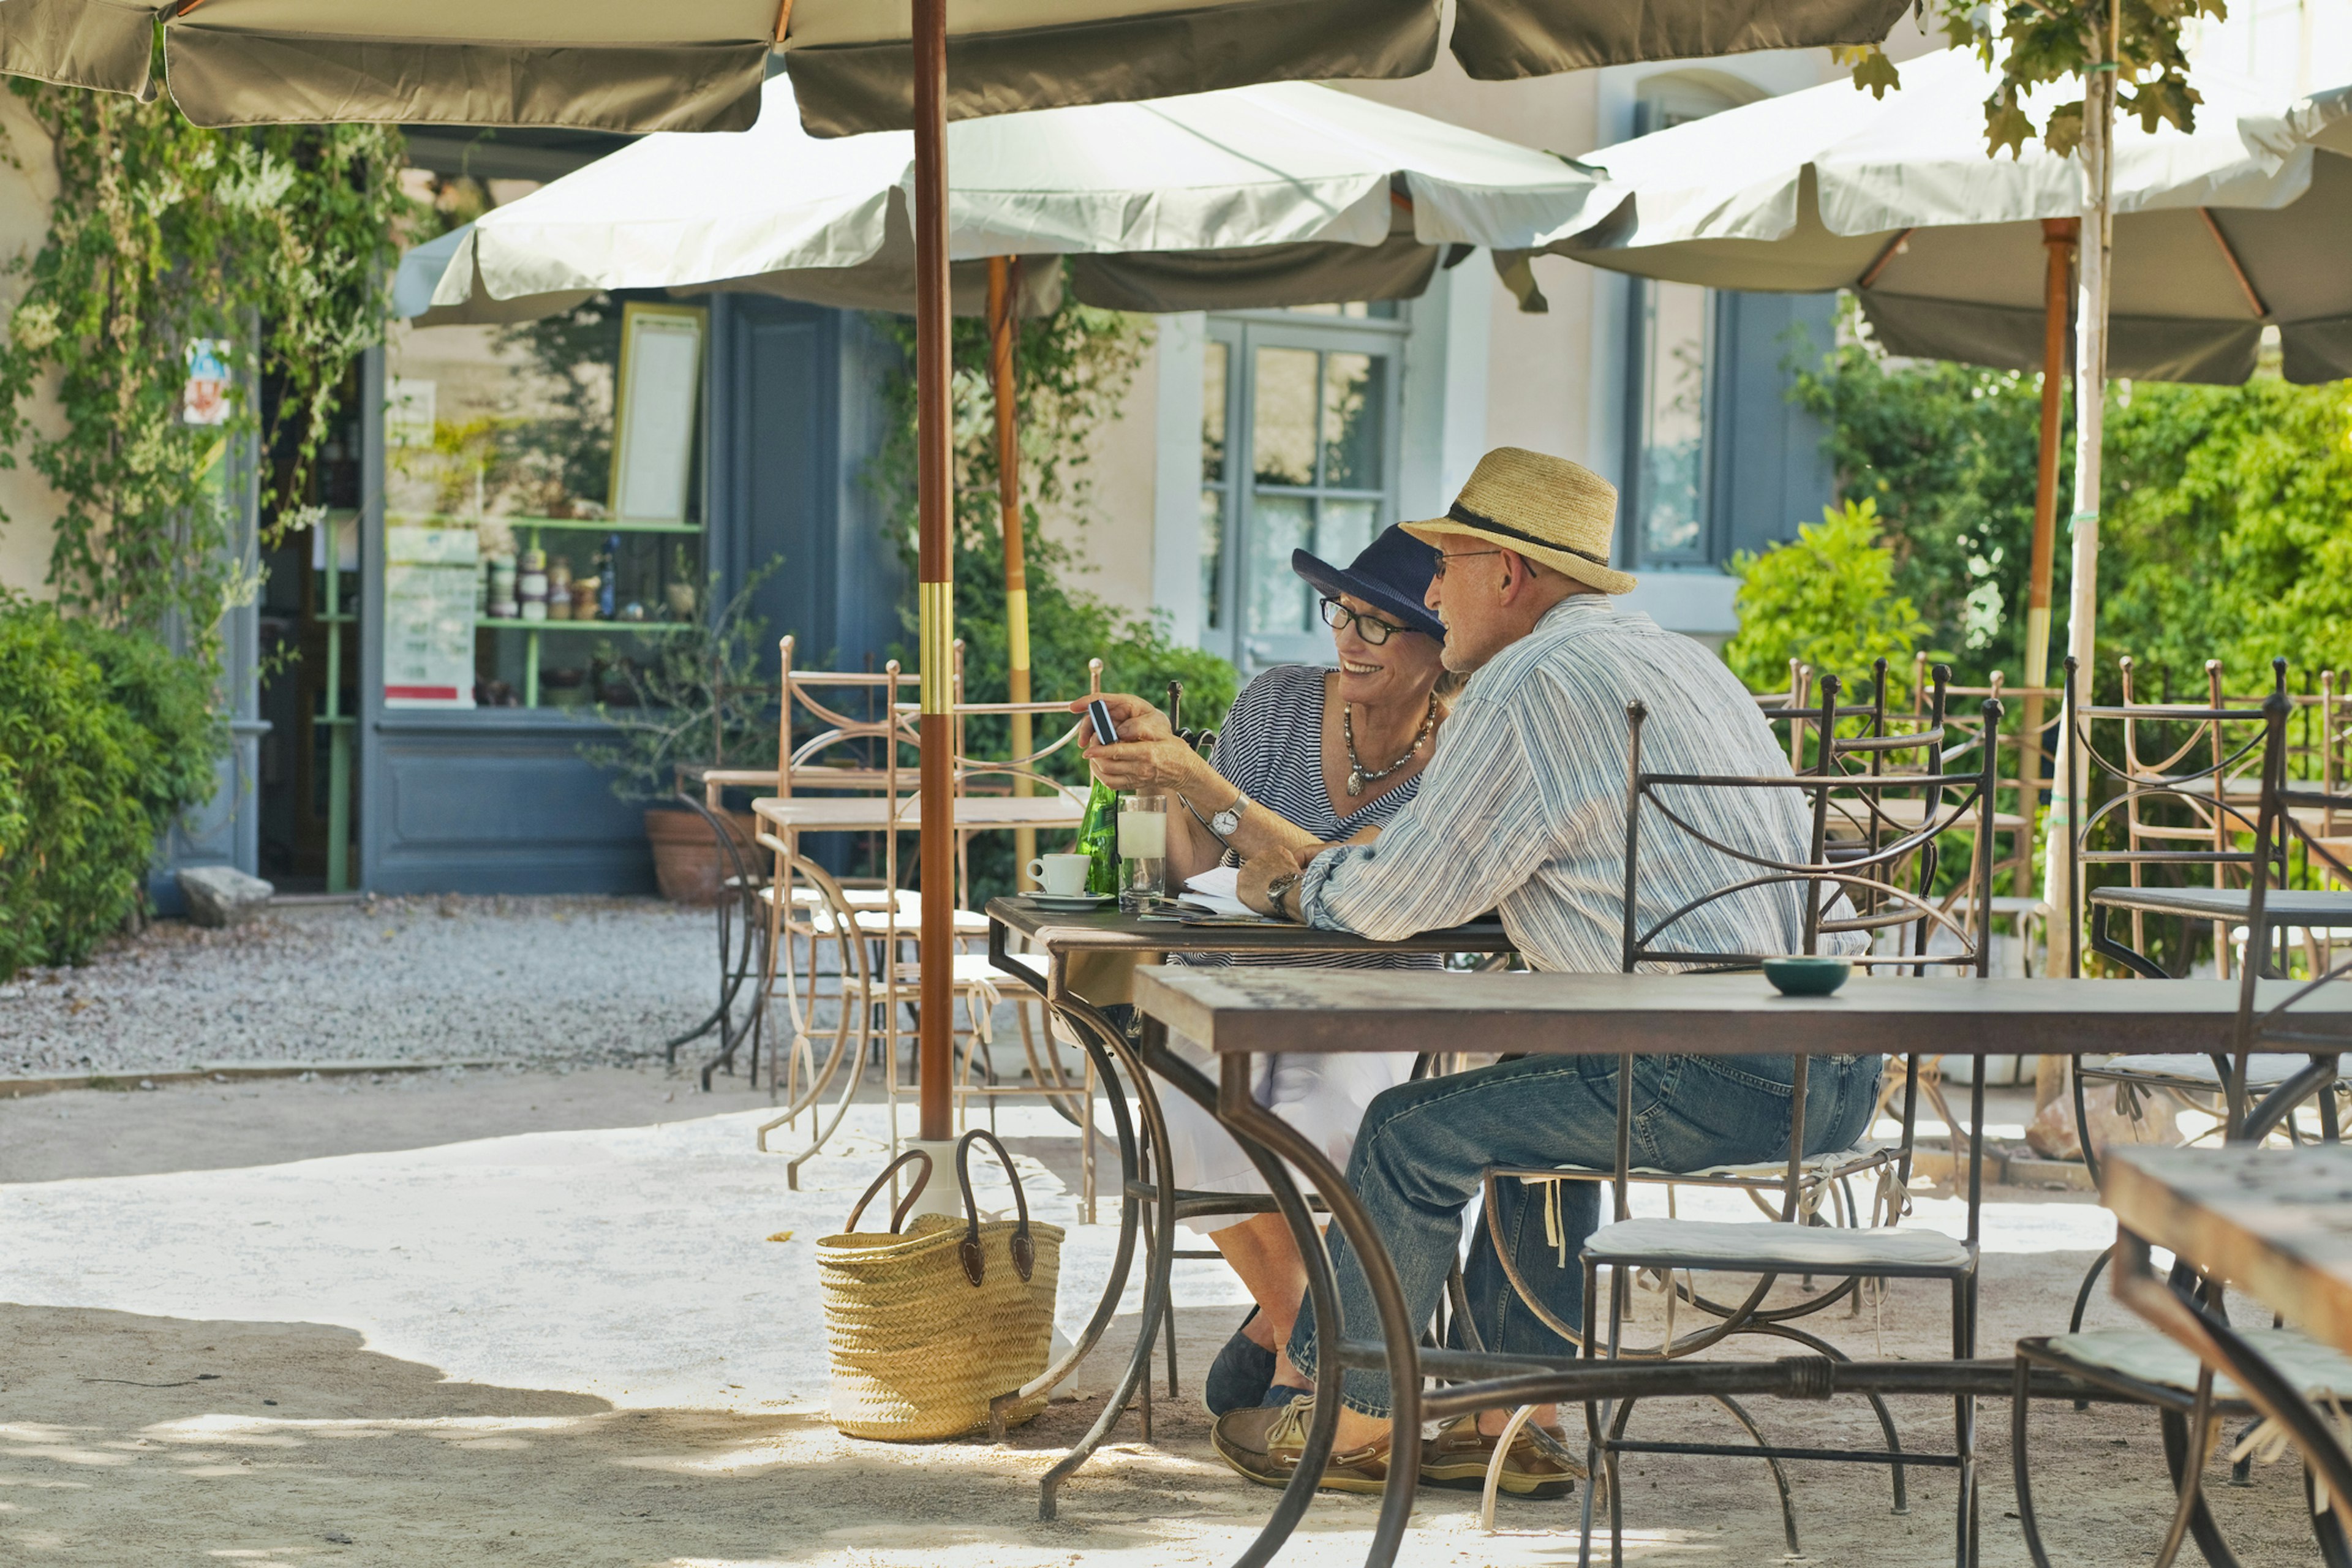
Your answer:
[1238,845,1306,919]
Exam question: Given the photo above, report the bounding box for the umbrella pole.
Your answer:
[2045,12,2119,984]
[990,256,1037,890]
[913,0,955,1146]
[2026,221,2075,1125]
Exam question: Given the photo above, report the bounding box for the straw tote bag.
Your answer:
[818,1129,1064,1441]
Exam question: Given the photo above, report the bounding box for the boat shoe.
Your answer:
[1209,1398,1393,1495]
[1417,1414,1585,1499]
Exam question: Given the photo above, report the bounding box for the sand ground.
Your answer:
[0,1065,2332,1567]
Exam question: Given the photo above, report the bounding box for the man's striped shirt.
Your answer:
[1297,595,1855,971]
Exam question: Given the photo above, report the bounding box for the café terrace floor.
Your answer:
[0,1056,2330,1568]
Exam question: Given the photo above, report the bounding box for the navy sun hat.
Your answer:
[1291,526,1446,642]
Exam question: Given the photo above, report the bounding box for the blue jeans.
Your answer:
[1285,1050,1883,1418]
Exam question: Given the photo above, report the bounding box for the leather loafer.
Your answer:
[1204,1307,1278,1415]
[1210,1398,1393,1495]
[1417,1413,1584,1499]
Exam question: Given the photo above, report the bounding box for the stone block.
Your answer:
[176,865,274,928]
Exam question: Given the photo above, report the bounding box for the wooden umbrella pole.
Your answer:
[913,0,954,1145]
[2027,217,2075,1110]
[989,256,1037,890]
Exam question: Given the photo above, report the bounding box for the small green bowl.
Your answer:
[1762,957,1852,997]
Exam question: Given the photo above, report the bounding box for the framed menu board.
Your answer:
[608,302,707,523]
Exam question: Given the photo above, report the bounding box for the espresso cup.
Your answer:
[1028,853,1092,897]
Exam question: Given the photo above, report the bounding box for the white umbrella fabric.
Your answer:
[1549,48,2352,383]
[396,75,1613,323]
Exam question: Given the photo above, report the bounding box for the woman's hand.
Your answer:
[1074,693,1217,797]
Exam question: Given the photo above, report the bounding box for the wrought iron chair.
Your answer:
[2016,687,2352,1568]
[2060,656,2352,1189]
[1466,679,2001,1560]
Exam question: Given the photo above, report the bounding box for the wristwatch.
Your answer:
[1264,869,1303,918]
[1210,788,1250,839]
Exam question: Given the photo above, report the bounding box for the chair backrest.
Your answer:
[775,633,923,801]
[1622,671,2000,978]
[1612,674,2000,1238]
[2228,689,2352,1136]
[1907,653,2061,905]
[2061,653,2288,978]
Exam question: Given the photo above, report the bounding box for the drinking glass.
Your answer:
[1117,794,1168,911]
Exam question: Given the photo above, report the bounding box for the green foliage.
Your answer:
[2098,379,2352,682]
[0,80,413,653]
[493,296,625,514]
[1795,323,2352,698]
[1790,314,2056,684]
[1841,0,2222,158]
[578,565,781,804]
[1723,498,1928,696]
[0,598,224,977]
[865,276,1240,769]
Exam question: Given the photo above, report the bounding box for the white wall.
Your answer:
[0,95,61,601]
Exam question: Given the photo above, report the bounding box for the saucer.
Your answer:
[1027,892,1116,911]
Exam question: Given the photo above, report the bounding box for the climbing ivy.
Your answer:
[0,78,412,662]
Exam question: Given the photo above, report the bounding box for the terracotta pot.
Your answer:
[645,806,758,906]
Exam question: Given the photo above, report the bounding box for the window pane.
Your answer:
[1317,498,1377,570]
[1638,281,1709,560]
[1199,487,1224,631]
[1321,352,1383,490]
[1201,340,1228,485]
[1251,347,1317,486]
[1246,494,1315,635]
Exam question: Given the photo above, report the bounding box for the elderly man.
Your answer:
[1213,447,1876,1499]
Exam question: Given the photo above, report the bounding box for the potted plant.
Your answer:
[578,562,778,905]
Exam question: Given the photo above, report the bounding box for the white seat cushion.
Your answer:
[2038,1326,2352,1400]
[800,905,990,937]
[1586,1218,1972,1272]
[2086,1053,2332,1090]
[1536,1141,1901,1186]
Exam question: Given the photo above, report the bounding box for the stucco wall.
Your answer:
[1049,323,1161,622]
[0,94,61,601]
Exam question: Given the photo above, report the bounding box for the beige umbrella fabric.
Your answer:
[778,0,1915,135]
[0,0,778,130]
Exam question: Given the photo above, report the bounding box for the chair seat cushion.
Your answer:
[1535,1142,1901,1186]
[2085,1053,2329,1090]
[1585,1217,1972,1272]
[2034,1326,2352,1400]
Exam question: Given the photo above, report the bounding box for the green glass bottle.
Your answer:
[1074,777,1120,895]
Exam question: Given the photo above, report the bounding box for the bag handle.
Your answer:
[955,1128,1036,1286]
[841,1149,933,1235]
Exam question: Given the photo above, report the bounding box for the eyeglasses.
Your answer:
[1430,549,1504,581]
[1319,597,1417,646]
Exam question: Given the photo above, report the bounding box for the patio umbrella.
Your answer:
[775,0,1915,137]
[393,68,1612,886]
[1540,47,2352,968]
[0,0,1910,1193]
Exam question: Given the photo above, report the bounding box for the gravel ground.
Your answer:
[0,895,731,1079]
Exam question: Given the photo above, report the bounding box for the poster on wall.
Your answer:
[609,303,706,522]
[183,339,232,426]
[384,520,478,709]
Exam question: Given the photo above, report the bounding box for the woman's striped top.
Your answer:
[1179,663,1441,973]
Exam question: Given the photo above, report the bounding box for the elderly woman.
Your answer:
[1079,525,1457,1414]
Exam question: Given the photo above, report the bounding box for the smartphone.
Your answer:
[1086,697,1120,746]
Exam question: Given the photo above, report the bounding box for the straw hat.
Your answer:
[1400,447,1634,595]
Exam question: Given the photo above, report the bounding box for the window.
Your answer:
[1200,310,1403,671]
[1632,279,1714,564]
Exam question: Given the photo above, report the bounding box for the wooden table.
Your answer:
[1127,967,2352,1568]
[984,899,1513,1521]
[2105,1144,2352,1356]
[2101,1144,2352,1540]
[752,792,1086,833]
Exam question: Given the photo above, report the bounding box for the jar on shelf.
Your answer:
[546,560,573,621]
[486,553,517,619]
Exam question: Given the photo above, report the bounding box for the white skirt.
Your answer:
[1155,1033,1418,1235]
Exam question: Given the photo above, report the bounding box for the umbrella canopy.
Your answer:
[0,0,1913,137]
[777,0,1914,136]
[395,74,1615,325]
[1548,48,2352,383]
[0,0,778,131]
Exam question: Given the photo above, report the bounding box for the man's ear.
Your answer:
[1497,548,1532,599]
